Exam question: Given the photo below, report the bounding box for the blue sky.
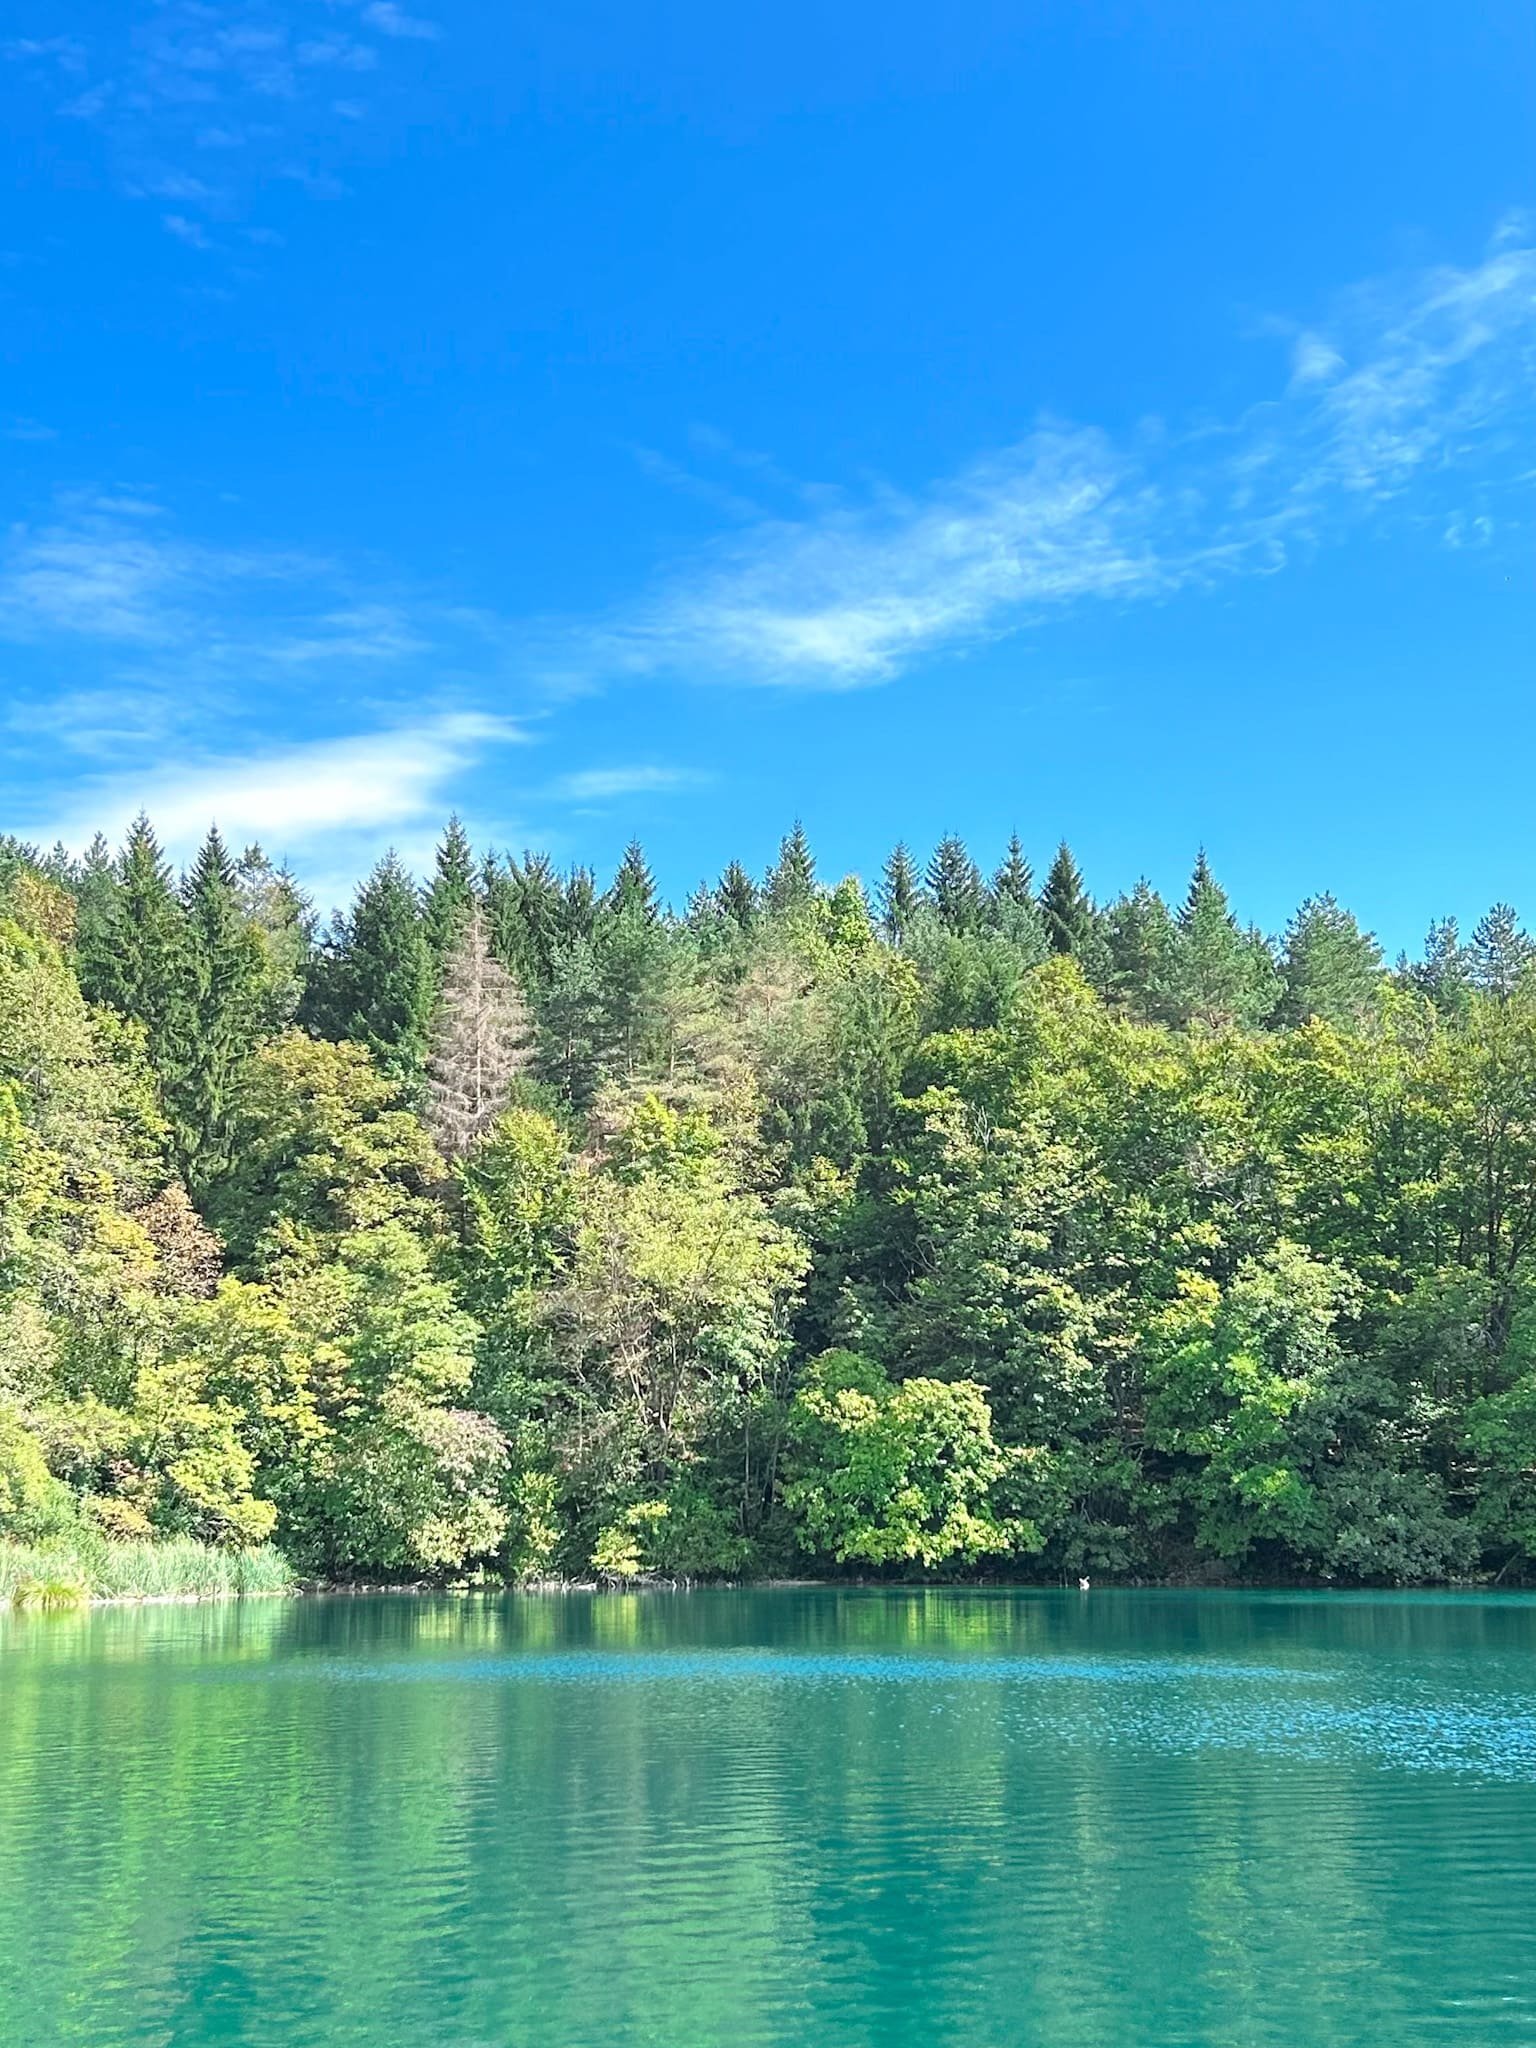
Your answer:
[2,0,1534,948]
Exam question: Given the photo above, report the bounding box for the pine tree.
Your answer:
[1406,918,1471,1015]
[926,836,986,935]
[608,840,659,922]
[715,860,758,931]
[422,816,477,969]
[766,823,817,914]
[1040,842,1094,956]
[1274,895,1384,1028]
[326,852,437,1082]
[1468,904,1536,1001]
[991,833,1034,910]
[426,903,533,1157]
[879,844,921,943]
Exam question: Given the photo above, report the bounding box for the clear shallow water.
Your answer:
[4,1590,1536,2046]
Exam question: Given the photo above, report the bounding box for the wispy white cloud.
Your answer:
[40,712,525,878]
[554,765,706,802]
[5,1,440,255]
[361,4,441,41]
[597,222,1536,688]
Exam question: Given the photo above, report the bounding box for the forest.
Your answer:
[4,813,1536,1593]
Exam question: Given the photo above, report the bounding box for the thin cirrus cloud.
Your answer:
[5,0,441,250]
[603,222,1536,688]
[553,765,708,803]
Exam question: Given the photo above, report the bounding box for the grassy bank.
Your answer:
[0,1539,295,1610]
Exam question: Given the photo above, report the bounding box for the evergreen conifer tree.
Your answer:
[176,827,266,1186]
[328,852,437,1082]
[766,823,817,914]
[1040,842,1094,955]
[1406,918,1471,1015]
[715,860,758,931]
[926,837,986,934]
[422,816,477,969]
[1468,904,1536,1001]
[1171,851,1277,1028]
[426,903,533,1157]
[609,840,659,921]
[1103,881,1180,1021]
[879,844,921,943]
[1274,895,1384,1027]
[991,833,1034,910]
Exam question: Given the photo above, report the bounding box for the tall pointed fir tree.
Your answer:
[1039,841,1094,956]
[879,844,921,944]
[1171,851,1277,1029]
[320,852,438,1083]
[426,901,533,1157]
[766,823,817,915]
[1103,881,1180,1022]
[422,816,477,971]
[608,840,659,922]
[561,866,599,943]
[77,816,193,1093]
[926,836,986,935]
[715,860,758,932]
[177,827,266,1188]
[991,833,1034,911]
[71,832,122,1002]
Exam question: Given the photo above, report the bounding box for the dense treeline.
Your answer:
[4,813,1536,1586]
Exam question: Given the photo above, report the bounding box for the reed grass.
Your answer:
[0,1538,294,1608]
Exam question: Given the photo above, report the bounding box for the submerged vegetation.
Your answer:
[4,815,1536,1589]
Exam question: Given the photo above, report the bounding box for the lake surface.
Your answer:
[3,1588,1536,2046]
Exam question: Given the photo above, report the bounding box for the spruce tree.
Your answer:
[1274,895,1384,1028]
[926,836,986,935]
[609,840,659,922]
[511,853,564,983]
[1103,881,1179,1021]
[177,826,266,1187]
[991,833,1034,910]
[329,852,437,1082]
[1171,852,1277,1029]
[561,865,598,942]
[72,832,122,1005]
[879,844,921,943]
[536,933,613,1107]
[422,816,477,969]
[79,816,193,1104]
[766,823,817,914]
[715,860,758,931]
[1040,842,1094,956]
[426,903,533,1157]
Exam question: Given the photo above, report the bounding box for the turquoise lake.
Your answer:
[3,1587,1536,2045]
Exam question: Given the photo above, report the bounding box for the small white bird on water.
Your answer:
[1078,1576,1091,1591]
